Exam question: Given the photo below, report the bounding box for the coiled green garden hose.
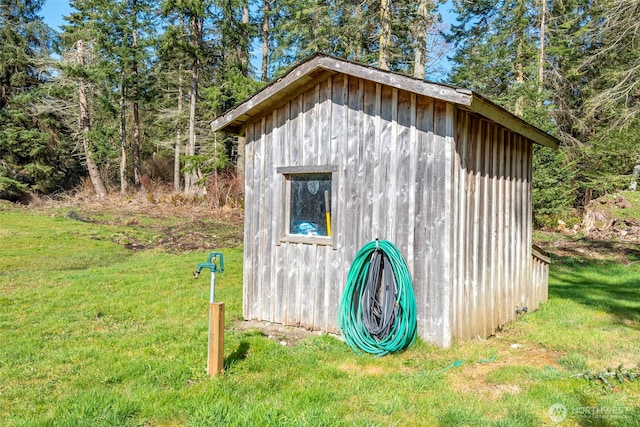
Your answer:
[338,240,417,356]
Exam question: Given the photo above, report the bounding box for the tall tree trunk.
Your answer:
[513,0,526,117]
[119,75,128,194]
[514,42,525,116]
[242,1,250,75]
[186,62,198,192]
[174,68,183,192]
[76,40,107,198]
[132,15,141,187]
[413,0,432,79]
[261,0,270,82]
[379,0,392,70]
[132,98,141,186]
[185,14,202,195]
[630,155,640,191]
[537,0,546,106]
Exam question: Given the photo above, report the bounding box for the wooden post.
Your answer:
[208,302,224,377]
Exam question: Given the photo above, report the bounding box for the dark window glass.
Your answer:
[289,174,331,236]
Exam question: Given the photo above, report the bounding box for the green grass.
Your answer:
[1,203,639,426]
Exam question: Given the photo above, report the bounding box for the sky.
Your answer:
[41,0,457,32]
[42,0,72,32]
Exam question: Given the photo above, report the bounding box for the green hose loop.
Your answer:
[338,240,417,356]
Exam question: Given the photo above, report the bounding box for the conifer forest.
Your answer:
[1,0,639,225]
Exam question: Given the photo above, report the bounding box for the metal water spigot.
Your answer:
[194,252,224,303]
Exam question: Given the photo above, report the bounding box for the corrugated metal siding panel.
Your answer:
[531,251,549,309]
[451,110,539,341]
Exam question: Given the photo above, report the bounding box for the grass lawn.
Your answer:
[1,201,639,426]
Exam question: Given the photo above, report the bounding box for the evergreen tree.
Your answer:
[57,37,109,198]
[541,0,640,205]
[447,0,543,113]
[157,12,190,191]
[446,1,581,223]
[160,0,211,195]
[201,0,261,176]
[580,0,640,129]
[576,0,640,193]
[60,0,159,194]
[545,0,596,145]
[261,0,270,82]
[0,0,74,200]
[412,0,435,79]
[267,0,335,75]
[379,0,392,70]
[266,0,443,79]
[54,0,113,198]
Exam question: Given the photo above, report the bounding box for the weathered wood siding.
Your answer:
[451,110,538,341]
[531,246,550,309]
[242,72,544,347]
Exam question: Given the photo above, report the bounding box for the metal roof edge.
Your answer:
[211,53,561,149]
[468,95,560,149]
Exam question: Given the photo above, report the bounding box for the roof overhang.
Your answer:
[211,53,560,150]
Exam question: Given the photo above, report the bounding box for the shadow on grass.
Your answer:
[574,397,640,426]
[548,241,640,329]
[225,341,250,370]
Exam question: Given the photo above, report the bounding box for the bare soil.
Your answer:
[578,194,640,240]
[451,345,563,400]
[536,193,640,264]
[34,193,244,253]
[229,320,334,347]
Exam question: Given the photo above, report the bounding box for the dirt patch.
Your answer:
[102,212,242,253]
[455,381,522,401]
[580,194,640,241]
[451,346,563,400]
[153,219,243,253]
[535,232,640,265]
[536,194,640,263]
[230,319,333,347]
[336,362,388,376]
[535,192,640,264]
[36,193,244,253]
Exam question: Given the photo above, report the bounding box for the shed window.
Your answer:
[289,174,331,236]
[278,165,338,246]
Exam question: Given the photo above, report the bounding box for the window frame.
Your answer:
[277,165,339,247]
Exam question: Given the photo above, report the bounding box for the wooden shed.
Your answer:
[211,53,556,347]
